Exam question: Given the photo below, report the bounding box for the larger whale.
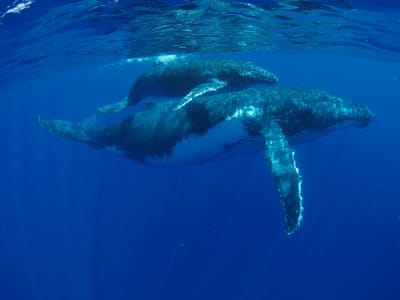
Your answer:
[97,58,278,113]
[38,87,374,234]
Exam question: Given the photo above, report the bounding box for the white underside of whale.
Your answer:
[147,119,264,167]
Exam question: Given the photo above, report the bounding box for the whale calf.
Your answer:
[39,87,374,234]
[97,58,278,113]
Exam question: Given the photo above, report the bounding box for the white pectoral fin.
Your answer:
[262,120,304,235]
[97,97,128,114]
[174,79,227,110]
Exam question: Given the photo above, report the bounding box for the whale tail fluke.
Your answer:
[97,97,128,114]
[37,114,99,145]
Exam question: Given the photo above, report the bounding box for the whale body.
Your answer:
[97,58,278,113]
[39,87,374,234]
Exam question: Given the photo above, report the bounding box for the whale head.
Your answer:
[238,62,279,85]
[296,90,375,133]
[217,60,278,86]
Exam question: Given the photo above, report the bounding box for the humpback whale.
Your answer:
[39,87,374,234]
[97,59,278,113]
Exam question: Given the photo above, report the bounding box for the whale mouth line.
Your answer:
[327,119,373,132]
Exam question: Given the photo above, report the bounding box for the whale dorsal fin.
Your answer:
[174,78,227,111]
[262,119,304,235]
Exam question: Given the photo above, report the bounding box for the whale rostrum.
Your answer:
[39,87,374,234]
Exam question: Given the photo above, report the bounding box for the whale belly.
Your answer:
[147,119,264,167]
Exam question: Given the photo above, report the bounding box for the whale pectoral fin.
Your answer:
[262,120,304,235]
[97,97,128,114]
[174,78,227,111]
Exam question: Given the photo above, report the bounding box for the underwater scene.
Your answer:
[0,1,399,299]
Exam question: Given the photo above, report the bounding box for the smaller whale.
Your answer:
[39,87,374,234]
[97,58,278,113]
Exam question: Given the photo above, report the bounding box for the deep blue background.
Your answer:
[0,52,399,300]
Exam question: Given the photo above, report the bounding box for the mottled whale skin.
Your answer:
[97,58,278,113]
[39,87,374,234]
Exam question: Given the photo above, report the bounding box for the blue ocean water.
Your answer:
[1,1,400,300]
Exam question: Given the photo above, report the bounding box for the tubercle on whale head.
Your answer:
[238,67,279,85]
[332,101,375,129]
[353,105,375,128]
[302,92,375,131]
[232,60,278,85]
[257,69,279,85]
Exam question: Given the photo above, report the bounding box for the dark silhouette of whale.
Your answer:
[38,87,374,234]
[97,58,278,113]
